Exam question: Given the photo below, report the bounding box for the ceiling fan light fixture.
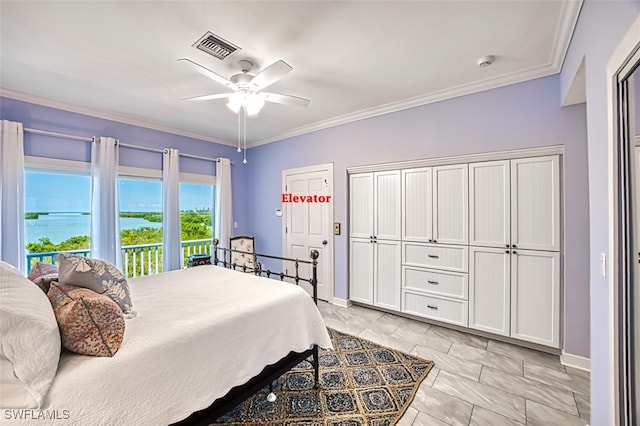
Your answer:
[245,94,265,116]
[227,93,245,114]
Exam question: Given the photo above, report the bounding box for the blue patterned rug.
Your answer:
[212,328,434,426]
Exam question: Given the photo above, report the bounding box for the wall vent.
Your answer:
[193,31,240,60]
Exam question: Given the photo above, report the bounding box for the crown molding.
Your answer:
[251,63,559,148]
[550,0,583,72]
[0,88,237,148]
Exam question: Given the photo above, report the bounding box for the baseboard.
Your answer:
[561,352,590,372]
[332,297,352,308]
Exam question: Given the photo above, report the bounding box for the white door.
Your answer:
[402,167,432,242]
[511,156,560,251]
[433,164,468,245]
[373,239,401,310]
[374,170,401,240]
[469,160,510,248]
[469,246,511,336]
[283,164,334,302]
[510,249,560,347]
[349,173,374,239]
[349,238,373,304]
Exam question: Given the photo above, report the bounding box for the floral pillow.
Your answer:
[27,262,59,293]
[47,282,125,357]
[55,253,132,314]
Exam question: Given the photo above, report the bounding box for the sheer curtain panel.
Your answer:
[162,149,181,271]
[0,120,25,271]
[90,137,122,268]
[214,158,232,249]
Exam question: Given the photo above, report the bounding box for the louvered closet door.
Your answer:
[511,156,560,251]
[433,164,468,245]
[374,170,401,240]
[402,168,432,242]
[469,160,510,247]
[349,173,374,239]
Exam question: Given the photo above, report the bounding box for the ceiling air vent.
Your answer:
[193,31,240,60]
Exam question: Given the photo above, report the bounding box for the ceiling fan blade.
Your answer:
[177,58,235,89]
[263,92,311,108]
[181,93,234,101]
[251,60,293,90]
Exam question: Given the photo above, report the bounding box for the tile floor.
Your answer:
[318,301,590,426]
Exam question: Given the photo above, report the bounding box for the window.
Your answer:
[119,177,162,277]
[23,156,215,276]
[179,181,215,266]
[24,169,91,270]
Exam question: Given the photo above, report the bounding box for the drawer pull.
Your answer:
[427,305,438,310]
[427,254,439,259]
[427,280,439,285]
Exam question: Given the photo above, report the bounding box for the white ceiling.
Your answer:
[0,1,582,148]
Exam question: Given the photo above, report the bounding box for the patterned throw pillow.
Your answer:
[27,262,59,293]
[55,253,132,314]
[47,282,125,357]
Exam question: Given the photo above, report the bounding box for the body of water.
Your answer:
[25,213,162,244]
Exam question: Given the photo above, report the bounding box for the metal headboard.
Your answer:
[212,239,320,303]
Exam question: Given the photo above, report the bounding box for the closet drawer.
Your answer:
[402,242,468,272]
[402,291,468,327]
[402,267,468,300]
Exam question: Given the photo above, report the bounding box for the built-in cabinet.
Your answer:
[349,153,562,348]
[349,171,401,310]
[402,165,468,244]
[468,156,560,347]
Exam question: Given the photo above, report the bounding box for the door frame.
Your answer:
[281,163,334,303]
[610,15,640,425]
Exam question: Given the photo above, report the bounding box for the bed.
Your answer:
[0,244,332,426]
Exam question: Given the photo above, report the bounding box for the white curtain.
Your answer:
[0,120,26,271]
[162,149,181,271]
[214,158,232,249]
[90,137,121,268]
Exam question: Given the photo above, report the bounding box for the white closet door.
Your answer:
[469,247,510,336]
[469,160,510,248]
[349,238,374,304]
[402,168,433,242]
[433,164,468,245]
[510,249,560,347]
[374,240,401,310]
[374,170,401,240]
[511,156,560,251]
[349,173,373,239]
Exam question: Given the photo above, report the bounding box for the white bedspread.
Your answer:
[1,266,332,426]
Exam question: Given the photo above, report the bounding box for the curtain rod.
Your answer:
[24,127,94,142]
[118,142,229,164]
[23,126,230,164]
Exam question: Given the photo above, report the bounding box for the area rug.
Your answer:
[212,328,434,426]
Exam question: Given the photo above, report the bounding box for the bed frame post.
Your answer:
[309,249,319,304]
[213,239,219,265]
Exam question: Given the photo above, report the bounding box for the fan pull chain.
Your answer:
[242,106,247,164]
[237,111,241,153]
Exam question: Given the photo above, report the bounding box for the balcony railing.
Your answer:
[26,239,213,278]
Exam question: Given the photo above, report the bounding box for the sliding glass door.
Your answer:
[616,45,640,425]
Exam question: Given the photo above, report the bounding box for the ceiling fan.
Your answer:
[177,57,311,115]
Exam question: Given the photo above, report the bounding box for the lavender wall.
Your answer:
[0,97,250,235]
[560,1,640,424]
[246,74,590,358]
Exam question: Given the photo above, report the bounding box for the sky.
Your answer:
[25,172,214,212]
